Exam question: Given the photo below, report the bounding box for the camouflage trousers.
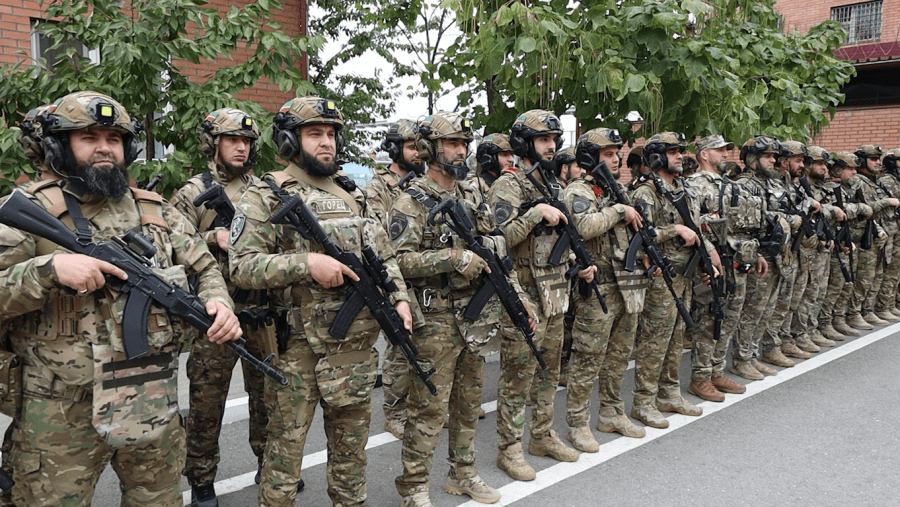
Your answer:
[849,240,882,317]
[791,248,831,336]
[184,322,269,485]
[734,256,782,362]
[566,284,638,428]
[395,311,484,496]
[10,395,184,507]
[259,337,375,507]
[691,270,748,382]
[761,252,799,355]
[876,234,900,312]
[633,273,689,405]
[382,340,411,423]
[497,299,564,449]
[0,422,14,507]
[823,253,854,322]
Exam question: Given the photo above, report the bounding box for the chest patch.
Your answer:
[310,198,351,216]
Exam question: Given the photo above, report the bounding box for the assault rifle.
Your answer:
[832,183,855,282]
[797,175,834,250]
[591,161,693,328]
[648,174,725,341]
[193,184,236,229]
[0,190,288,385]
[139,173,163,192]
[268,192,437,395]
[427,198,547,370]
[523,162,608,313]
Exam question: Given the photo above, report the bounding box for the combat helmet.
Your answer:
[18,104,52,169]
[476,133,513,175]
[883,148,900,173]
[739,135,782,168]
[575,128,624,171]
[855,144,884,172]
[273,96,344,160]
[642,131,687,172]
[509,109,564,162]
[199,108,260,166]
[416,111,474,180]
[380,119,418,163]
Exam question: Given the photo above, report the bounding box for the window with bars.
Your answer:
[831,1,882,43]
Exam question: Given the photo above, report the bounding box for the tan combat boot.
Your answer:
[444,474,500,504]
[847,313,874,330]
[794,334,820,353]
[875,310,900,323]
[688,380,725,402]
[751,358,778,376]
[596,407,646,438]
[890,307,900,317]
[863,312,889,326]
[497,443,535,481]
[782,341,812,359]
[730,360,764,381]
[529,430,580,462]
[761,347,794,368]
[631,404,669,429]
[657,395,703,416]
[400,486,434,507]
[832,317,860,336]
[809,329,835,348]
[565,426,599,453]
[711,375,746,394]
[819,324,845,342]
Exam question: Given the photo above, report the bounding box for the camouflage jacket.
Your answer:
[363,164,404,229]
[688,170,764,263]
[561,177,627,272]
[848,173,892,233]
[630,174,714,269]
[488,167,570,317]
[876,171,900,235]
[229,162,409,356]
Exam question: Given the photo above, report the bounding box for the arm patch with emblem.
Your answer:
[389,211,409,241]
[494,199,515,225]
[571,195,592,214]
[229,212,246,245]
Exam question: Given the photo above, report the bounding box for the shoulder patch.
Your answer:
[230,213,246,245]
[494,199,515,225]
[389,211,409,241]
[572,195,592,214]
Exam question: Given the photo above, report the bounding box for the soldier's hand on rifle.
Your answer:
[642,255,662,277]
[535,203,567,226]
[205,301,242,344]
[622,205,643,231]
[755,256,769,277]
[709,248,723,278]
[833,206,847,221]
[522,298,539,331]
[451,249,490,280]
[675,224,699,246]
[577,265,597,283]
[309,252,359,288]
[216,230,229,251]
[54,253,129,295]
[811,200,822,213]
[395,301,413,333]
[889,198,900,208]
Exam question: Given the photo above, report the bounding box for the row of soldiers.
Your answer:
[0,90,893,507]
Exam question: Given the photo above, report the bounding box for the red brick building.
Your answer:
[0,0,307,113]
[776,0,900,152]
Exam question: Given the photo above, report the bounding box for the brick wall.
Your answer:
[776,0,900,45]
[812,105,900,151]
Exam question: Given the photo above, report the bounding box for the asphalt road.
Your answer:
[12,322,900,506]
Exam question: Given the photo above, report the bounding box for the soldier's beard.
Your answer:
[757,165,781,180]
[221,161,251,178]
[299,149,339,177]
[438,154,468,181]
[68,160,130,201]
[810,171,826,182]
[399,158,426,177]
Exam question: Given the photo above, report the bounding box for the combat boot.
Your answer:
[847,313,874,330]
[819,323,845,342]
[400,486,434,507]
[760,347,794,368]
[657,395,703,416]
[781,341,812,359]
[631,404,669,429]
[832,317,860,336]
[875,310,900,323]
[730,360,764,381]
[795,334,820,353]
[497,443,536,481]
[565,426,599,453]
[529,430,580,462]
[478,407,486,419]
[890,307,900,317]
[809,330,835,348]
[711,375,746,394]
[596,407,645,438]
[444,474,500,504]
[863,312,888,326]
[191,482,219,507]
[688,380,725,402]
[751,358,778,376]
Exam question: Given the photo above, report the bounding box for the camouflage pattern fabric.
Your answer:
[364,164,404,229]
[848,174,892,317]
[819,183,869,325]
[0,183,229,505]
[171,166,270,485]
[760,253,799,355]
[230,162,409,507]
[876,171,900,312]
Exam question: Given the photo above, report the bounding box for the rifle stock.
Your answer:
[193,184,236,228]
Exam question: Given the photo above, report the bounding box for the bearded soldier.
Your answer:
[629,132,720,428]
[489,109,582,481]
[389,112,533,506]
[230,96,413,507]
[877,148,900,319]
[0,91,241,506]
[860,145,900,324]
[561,128,646,449]
[364,119,426,440]
[171,108,273,507]
[685,134,766,401]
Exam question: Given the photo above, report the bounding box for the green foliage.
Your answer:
[0,0,320,197]
[444,0,855,144]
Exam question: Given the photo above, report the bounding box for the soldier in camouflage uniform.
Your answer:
[390,112,529,506]
[171,108,272,507]
[877,148,900,319]
[230,96,413,507]
[475,133,514,190]
[789,146,844,349]
[685,134,766,402]
[364,119,425,440]
[489,109,582,482]
[0,91,241,507]
[860,145,900,324]
[843,146,899,330]
[629,132,720,428]
[562,128,647,449]
[827,153,876,337]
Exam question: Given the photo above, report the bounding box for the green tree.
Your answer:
[444,0,855,144]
